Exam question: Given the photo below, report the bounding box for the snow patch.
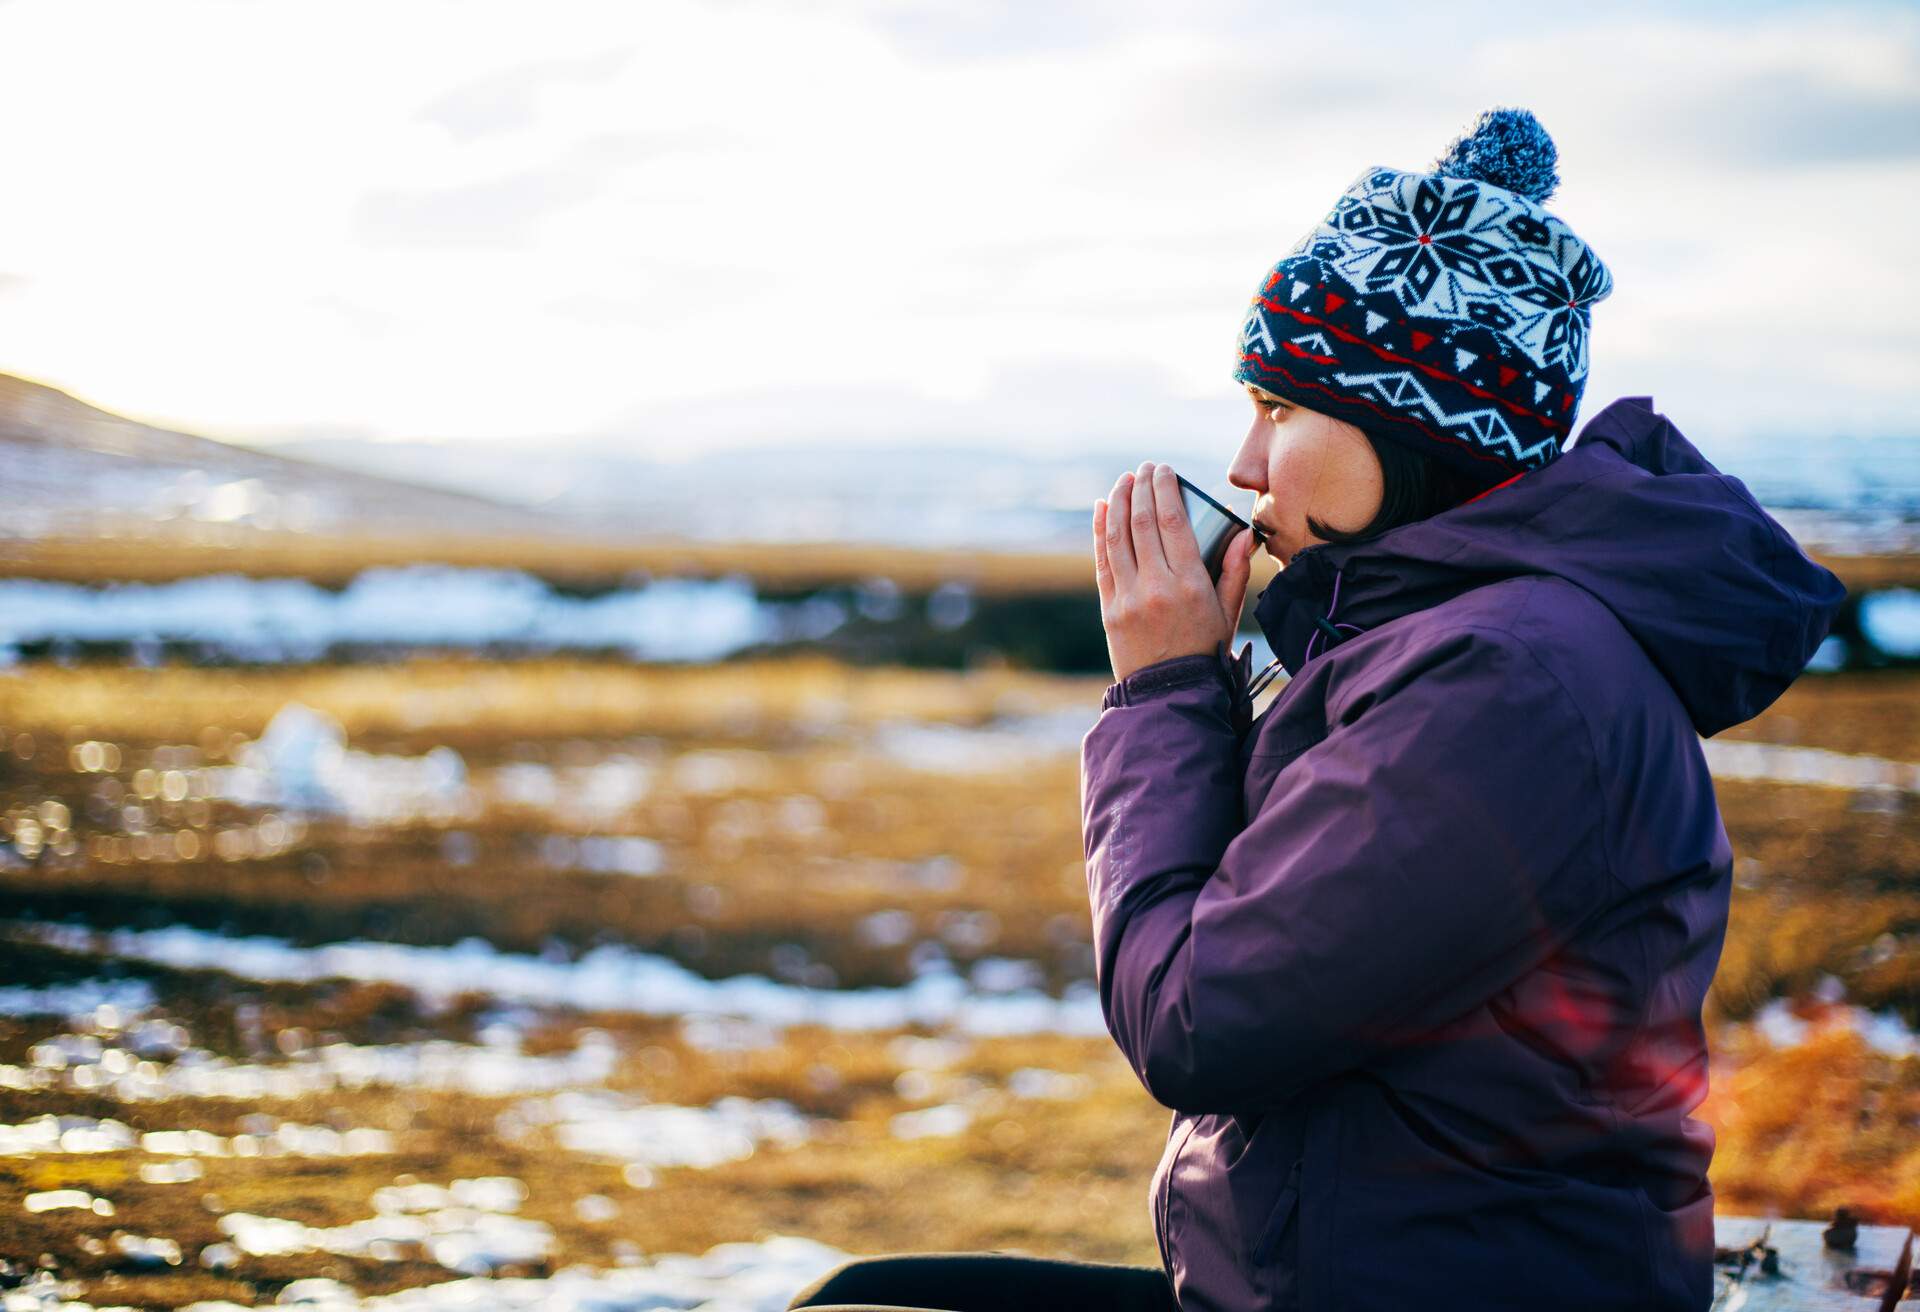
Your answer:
[1700,739,1920,795]
[5,921,1107,1037]
[0,568,828,664]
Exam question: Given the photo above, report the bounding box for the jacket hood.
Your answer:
[1252,395,1849,737]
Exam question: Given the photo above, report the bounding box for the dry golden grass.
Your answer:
[5,658,1914,1012]
[0,943,1165,1307]
[5,933,1914,1312]
[2,657,1911,780]
[0,755,1093,988]
[1716,669,1920,762]
[0,530,1127,597]
[1710,779,1920,1023]
[5,526,1913,597]
[1700,1022,1920,1224]
[0,654,1106,743]
[0,661,1100,986]
[1,655,1916,1305]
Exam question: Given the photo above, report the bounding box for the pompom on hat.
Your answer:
[1233,107,1612,485]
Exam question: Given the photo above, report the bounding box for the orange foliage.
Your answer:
[1702,1017,1920,1226]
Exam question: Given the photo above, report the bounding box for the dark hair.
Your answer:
[1304,429,1492,544]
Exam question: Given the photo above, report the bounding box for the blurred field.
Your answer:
[0,531,1112,596]
[1,648,1917,1306]
[9,527,1920,595]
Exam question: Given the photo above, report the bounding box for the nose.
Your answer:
[1227,419,1267,493]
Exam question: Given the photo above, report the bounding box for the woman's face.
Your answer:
[1228,383,1385,567]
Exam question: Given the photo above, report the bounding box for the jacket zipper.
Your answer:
[1156,1114,1199,1278]
[1253,1158,1304,1266]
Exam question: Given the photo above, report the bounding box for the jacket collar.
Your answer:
[1246,395,1849,735]
[1251,470,1533,678]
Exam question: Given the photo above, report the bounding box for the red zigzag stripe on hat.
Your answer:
[1253,295,1562,432]
[1238,351,1532,473]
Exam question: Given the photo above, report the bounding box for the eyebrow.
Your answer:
[1246,386,1287,406]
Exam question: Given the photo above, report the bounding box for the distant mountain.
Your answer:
[6,371,1913,558]
[276,435,1240,553]
[281,428,1920,557]
[0,372,556,540]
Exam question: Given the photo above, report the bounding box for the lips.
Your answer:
[1251,519,1288,563]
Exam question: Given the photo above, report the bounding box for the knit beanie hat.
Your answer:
[1233,107,1612,485]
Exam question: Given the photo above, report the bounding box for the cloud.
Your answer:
[545,262,764,323]
[1624,74,1920,167]
[588,352,1242,455]
[747,0,1128,63]
[352,160,605,249]
[1472,10,1920,173]
[861,1,1113,63]
[307,295,398,339]
[418,46,635,141]
[350,117,740,251]
[3,0,1917,448]
[1072,45,1425,169]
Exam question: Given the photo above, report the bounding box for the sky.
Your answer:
[1,0,1916,458]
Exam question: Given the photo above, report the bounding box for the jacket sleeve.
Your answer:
[1080,625,1613,1113]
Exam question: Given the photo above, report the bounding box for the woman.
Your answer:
[793,108,1846,1312]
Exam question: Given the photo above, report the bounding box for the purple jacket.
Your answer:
[1080,397,1846,1312]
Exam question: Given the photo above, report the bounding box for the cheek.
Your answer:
[1326,435,1386,508]
[1266,440,1334,517]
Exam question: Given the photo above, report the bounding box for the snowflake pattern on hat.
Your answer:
[1310,168,1611,377]
[1234,110,1613,482]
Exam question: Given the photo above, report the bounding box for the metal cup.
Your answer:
[1175,473,1259,583]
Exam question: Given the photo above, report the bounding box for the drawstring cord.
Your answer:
[1302,565,1368,662]
[1245,653,1286,701]
[1243,564,1364,702]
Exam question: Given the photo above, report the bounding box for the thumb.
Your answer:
[1216,528,1255,632]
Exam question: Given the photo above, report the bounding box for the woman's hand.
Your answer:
[1094,461,1256,684]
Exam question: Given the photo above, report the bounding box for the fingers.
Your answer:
[1129,460,1169,576]
[1092,498,1114,606]
[1215,527,1256,631]
[1097,463,1244,680]
[1105,469,1137,584]
[1150,463,1200,574]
